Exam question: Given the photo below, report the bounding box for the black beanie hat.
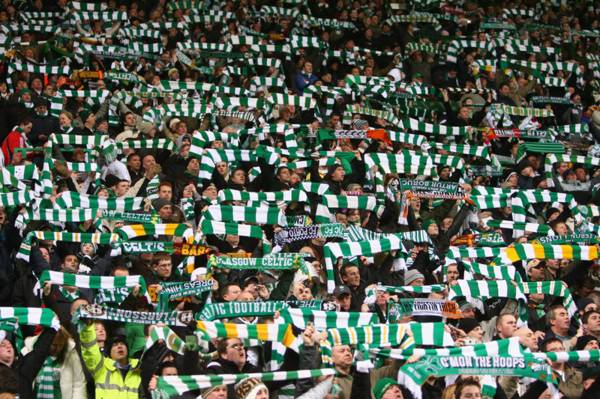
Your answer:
[457,318,480,334]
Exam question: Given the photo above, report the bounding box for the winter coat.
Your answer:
[23,335,88,399]
[557,365,583,399]
[80,322,142,399]
[206,357,260,397]
[0,327,57,399]
[30,113,60,146]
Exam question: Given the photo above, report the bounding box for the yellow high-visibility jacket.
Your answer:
[80,323,141,399]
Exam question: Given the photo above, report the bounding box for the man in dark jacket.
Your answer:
[30,97,59,146]
[42,250,92,330]
[206,338,260,397]
[0,326,57,399]
[206,338,260,374]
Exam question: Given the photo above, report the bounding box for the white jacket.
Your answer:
[23,336,88,399]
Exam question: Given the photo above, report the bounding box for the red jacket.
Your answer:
[1,130,26,166]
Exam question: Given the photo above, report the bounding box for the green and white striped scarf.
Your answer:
[0,190,33,207]
[430,143,490,160]
[198,301,322,321]
[515,143,565,163]
[75,304,194,327]
[538,76,566,87]
[35,356,61,399]
[190,131,240,153]
[450,279,577,318]
[6,62,71,89]
[249,76,286,92]
[346,226,432,246]
[505,40,558,56]
[195,321,296,347]
[0,164,39,189]
[17,231,120,262]
[259,5,300,18]
[446,246,502,260]
[484,219,551,234]
[490,103,554,118]
[323,234,405,292]
[217,189,308,203]
[385,13,442,29]
[301,15,357,30]
[196,148,277,181]
[49,133,106,147]
[289,35,328,49]
[496,243,598,264]
[154,369,335,398]
[527,349,600,363]
[463,262,522,282]
[502,8,535,18]
[200,220,271,253]
[447,40,496,63]
[102,210,159,224]
[519,281,577,317]
[204,205,286,225]
[180,198,195,221]
[372,337,523,359]
[116,223,194,241]
[0,318,22,351]
[368,284,446,295]
[405,42,442,54]
[117,138,177,153]
[327,322,450,347]
[320,194,380,212]
[71,10,128,21]
[279,308,378,330]
[157,280,214,311]
[448,280,527,303]
[388,131,428,147]
[146,326,185,355]
[39,270,146,293]
[544,154,600,187]
[364,152,436,177]
[58,160,99,173]
[299,182,332,196]
[54,192,144,211]
[0,307,60,330]
[470,194,510,210]
[430,153,466,170]
[399,355,554,393]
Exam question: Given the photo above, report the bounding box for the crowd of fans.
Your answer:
[0,0,600,398]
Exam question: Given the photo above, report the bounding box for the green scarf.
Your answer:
[35,356,61,399]
[157,280,214,311]
[209,253,303,270]
[197,300,324,321]
[75,304,194,327]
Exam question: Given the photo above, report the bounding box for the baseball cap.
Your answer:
[334,285,351,297]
